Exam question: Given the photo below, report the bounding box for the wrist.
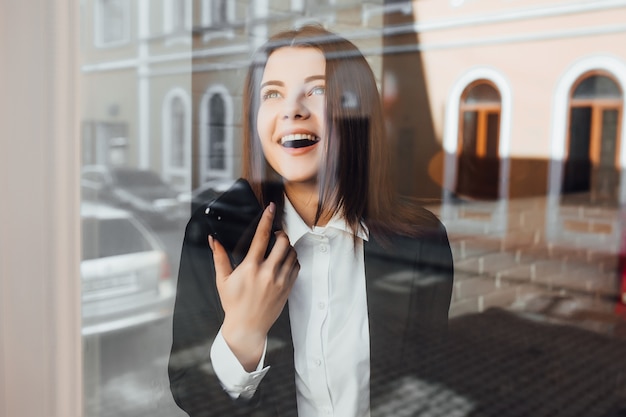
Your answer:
[222,320,266,372]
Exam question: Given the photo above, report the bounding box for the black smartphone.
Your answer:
[204,179,276,267]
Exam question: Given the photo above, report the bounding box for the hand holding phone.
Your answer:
[209,199,300,372]
[204,179,277,267]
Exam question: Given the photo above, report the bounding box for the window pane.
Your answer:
[573,75,622,99]
[173,0,186,30]
[461,111,478,154]
[563,106,592,194]
[100,0,126,44]
[486,112,500,158]
[76,2,626,417]
[211,0,227,23]
[208,94,226,170]
[171,97,185,168]
[599,109,619,167]
[568,107,592,161]
[464,82,501,104]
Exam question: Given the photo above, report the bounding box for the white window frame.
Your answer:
[94,0,131,48]
[549,54,626,201]
[199,85,234,180]
[201,0,236,42]
[162,88,192,191]
[443,66,513,199]
[163,0,192,37]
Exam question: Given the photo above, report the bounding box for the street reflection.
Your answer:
[80,0,626,416]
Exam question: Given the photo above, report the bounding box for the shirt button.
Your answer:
[318,302,326,310]
[314,359,322,366]
[244,385,254,391]
[320,244,327,252]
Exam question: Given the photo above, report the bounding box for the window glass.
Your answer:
[110,169,166,187]
[458,81,502,198]
[464,82,501,104]
[565,73,623,203]
[208,93,226,171]
[95,0,129,46]
[573,75,622,99]
[79,2,626,417]
[170,97,186,168]
[212,0,227,23]
[82,218,153,260]
[173,0,186,31]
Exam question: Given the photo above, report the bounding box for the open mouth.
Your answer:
[280,133,320,149]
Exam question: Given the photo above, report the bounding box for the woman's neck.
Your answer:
[284,181,331,228]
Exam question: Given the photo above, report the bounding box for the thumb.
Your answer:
[209,235,233,279]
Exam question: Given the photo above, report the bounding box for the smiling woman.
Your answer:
[242,25,395,234]
[168,24,454,417]
[256,47,327,187]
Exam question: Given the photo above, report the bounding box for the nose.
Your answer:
[282,93,310,120]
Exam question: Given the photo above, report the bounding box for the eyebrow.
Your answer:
[260,75,325,90]
[305,75,325,83]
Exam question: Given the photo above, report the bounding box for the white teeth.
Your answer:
[280,133,318,144]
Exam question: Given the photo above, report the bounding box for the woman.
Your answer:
[169,25,453,417]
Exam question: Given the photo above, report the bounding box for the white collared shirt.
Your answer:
[211,198,371,417]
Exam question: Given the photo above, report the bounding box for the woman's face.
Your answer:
[256,47,326,185]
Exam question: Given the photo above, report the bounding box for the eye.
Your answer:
[309,86,325,96]
[261,90,281,101]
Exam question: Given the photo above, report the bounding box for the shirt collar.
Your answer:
[283,196,369,245]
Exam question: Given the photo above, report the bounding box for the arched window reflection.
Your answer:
[563,72,623,203]
[172,0,186,32]
[162,90,190,190]
[202,0,228,26]
[208,94,226,171]
[170,96,185,168]
[457,80,502,199]
[199,86,232,181]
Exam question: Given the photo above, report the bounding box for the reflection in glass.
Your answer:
[173,0,187,32]
[573,75,622,99]
[208,93,226,171]
[565,73,622,202]
[96,0,128,45]
[171,97,185,169]
[82,217,153,260]
[78,1,626,416]
[457,81,501,199]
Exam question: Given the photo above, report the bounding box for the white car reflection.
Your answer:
[81,202,175,336]
[81,165,188,227]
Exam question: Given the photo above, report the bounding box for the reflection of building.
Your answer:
[81,0,626,207]
[396,0,626,245]
[81,0,194,191]
[80,0,387,193]
[406,1,626,205]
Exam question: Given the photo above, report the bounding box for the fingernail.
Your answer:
[208,235,214,250]
[268,202,276,214]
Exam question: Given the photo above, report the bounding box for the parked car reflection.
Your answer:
[81,202,175,336]
[81,165,187,227]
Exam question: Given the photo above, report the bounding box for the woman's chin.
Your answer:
[279,172,319,187]
[271,162,320,186]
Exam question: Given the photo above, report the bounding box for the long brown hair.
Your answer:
[242,24,430,241]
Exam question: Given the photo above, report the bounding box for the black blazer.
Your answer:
[168,203,454,417]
